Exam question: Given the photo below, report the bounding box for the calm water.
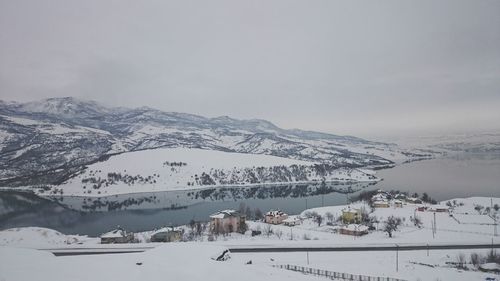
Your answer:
[375,152,500,201]
[0,152,499,236]
[0,182,373,236]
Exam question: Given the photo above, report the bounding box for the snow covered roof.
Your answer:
[429,204,450,210]
[372,193,388,201]
[152,227,181,236]
[341,224,369,232]
[101,228,129,238]
[210,210,241,219]
[342,207,360,214]
[265,210,287,217]
[283,216,302,223]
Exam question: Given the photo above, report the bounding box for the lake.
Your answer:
[1,152,499,236]
[375,152,500,201]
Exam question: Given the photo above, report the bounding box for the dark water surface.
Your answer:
[0,182,373,236]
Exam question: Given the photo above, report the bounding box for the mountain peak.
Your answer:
[19,96,111,117]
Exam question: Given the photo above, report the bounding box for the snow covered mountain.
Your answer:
[0,97,431,191]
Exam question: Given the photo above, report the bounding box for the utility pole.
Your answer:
[434,212,437,237]
[494,215,498,237]
[290,227,293,240]
[321,194,324,207]
[395,244,399,272]
[305,199,308,210]
[431,219,435,239]
[307,251,310,265]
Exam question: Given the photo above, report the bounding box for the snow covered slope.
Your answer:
[0,97,432,189]
[51,148,378,196]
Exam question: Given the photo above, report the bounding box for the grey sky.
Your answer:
[1,0,499,138]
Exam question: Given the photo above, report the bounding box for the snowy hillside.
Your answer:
[0,97,432,189]
[50,148,378,196]
[0,227,96,248]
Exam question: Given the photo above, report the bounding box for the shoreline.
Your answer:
[0,178,379,199]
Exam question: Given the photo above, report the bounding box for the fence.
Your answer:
[272,264,407,281]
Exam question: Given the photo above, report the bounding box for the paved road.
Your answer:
[45,243,500,256]
[228,243,500,253]
[46,247,155,256]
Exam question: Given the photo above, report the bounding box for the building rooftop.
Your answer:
[209,210,242,219]
[101,228,129,238]
[265,210,287,217]
[341,224,369,232]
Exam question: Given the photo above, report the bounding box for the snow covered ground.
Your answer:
[0,244,325,281]
[1,197,499,280]
[1,233,498,281]
[0,227,98,248]
[44,147,378,197]
[229,249,499,281]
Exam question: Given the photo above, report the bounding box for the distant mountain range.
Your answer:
[0,97,431,189]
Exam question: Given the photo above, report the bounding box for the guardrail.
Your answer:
[273,264,407,281]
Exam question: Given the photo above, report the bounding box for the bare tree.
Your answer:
[314,215,323,226]
[263,224,272,237]
[245,206,253,220]
[325,212,334,224]
[254,208,263,221]
[413,215,423,228]
[486,249,498,263]
[383,216,402,238]
[470,252,480,268]
[474,204,484,214]
[275,229,283,239]
[456,253,466,269]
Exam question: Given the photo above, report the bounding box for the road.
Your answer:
[45,246,155,256]
[44,243,500,256]
[228,243,500,253]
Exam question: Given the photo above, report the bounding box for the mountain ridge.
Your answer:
[0,97,431,188]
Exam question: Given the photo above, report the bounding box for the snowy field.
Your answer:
[1,240,498,281]
[46,147,378,197]
[0,244,324,281]
[229,248,499,281]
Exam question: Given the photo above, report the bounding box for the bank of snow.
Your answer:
[0,227,97,248]
[0,244,321,281]
[41,148,378,197]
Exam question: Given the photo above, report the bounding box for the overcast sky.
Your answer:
[1,0,499,139]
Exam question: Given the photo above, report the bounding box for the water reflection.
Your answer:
[0,182,375,236]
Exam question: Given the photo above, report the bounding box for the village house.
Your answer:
[429,205,450,213]
[407,197,423,204]
[373,200,390,208]
[150,226,183,242]
[283,216,302,226]
[416,205,427,212]
[394,200,403,208]
[339,224,369,236]
[265,210,288,224]
[372,191,389,201]
[100,227,134,244]
[209,210,246,234]
[341,207,362,224]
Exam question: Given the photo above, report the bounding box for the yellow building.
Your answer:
[341,207,362,224]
